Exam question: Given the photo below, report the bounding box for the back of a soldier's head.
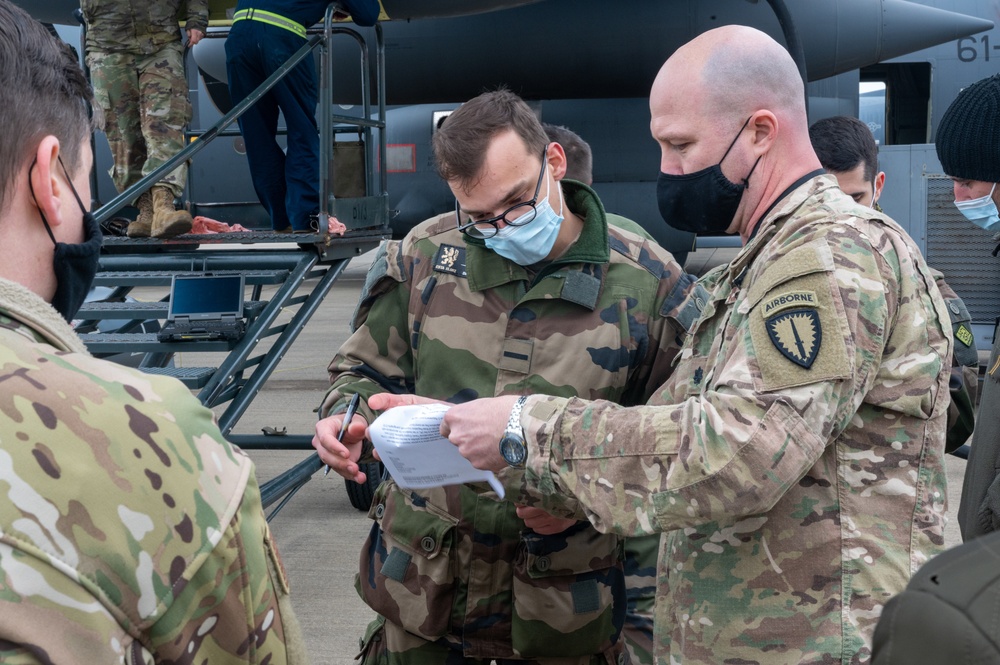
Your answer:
[0,0,95,212]
[542,123,593,186]
[432,89,548,189]
[936,74,1000,184]
[810,116,879,182]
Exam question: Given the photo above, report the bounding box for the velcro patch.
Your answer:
[433,244,467,277]
[380,546,412,583]
[761,290,818,317]
[748,268,851,392]
[955,324,974,348]
[570,579,600,614]
[765,308,821,368]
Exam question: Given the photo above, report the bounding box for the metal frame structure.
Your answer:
[80,7,390,513]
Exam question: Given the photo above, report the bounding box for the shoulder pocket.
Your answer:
[945,296,979,368]
[745,243,852,392]
[351,241,405,332]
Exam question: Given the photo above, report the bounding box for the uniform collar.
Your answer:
[466,180,611,303]
[729,173,836,285]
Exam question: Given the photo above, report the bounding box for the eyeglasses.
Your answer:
[455,147,548,239]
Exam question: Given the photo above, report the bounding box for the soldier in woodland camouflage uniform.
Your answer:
[540,120,658,665]
[79,0,201,238]
[426,27,953,665]
[313,90,703,664]
[0,4,307,661]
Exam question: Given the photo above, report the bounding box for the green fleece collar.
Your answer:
[465,180,611,292]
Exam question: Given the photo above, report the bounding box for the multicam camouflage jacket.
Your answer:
[512,175,953,665]
[322,181,704,660]
[81,0,208,54]
[0,278,307,664]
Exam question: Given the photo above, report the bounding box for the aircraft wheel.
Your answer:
[345,462,384,511]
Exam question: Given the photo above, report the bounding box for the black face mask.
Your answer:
[656,116,761,235]
[30,157,103,322]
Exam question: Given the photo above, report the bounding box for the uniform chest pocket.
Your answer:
[510,524,626,658]
[356,480,459,640]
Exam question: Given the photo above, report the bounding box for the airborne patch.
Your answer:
[765,308,821,369]
[955,324,974,348]
[761,290,817,317]
[433,244,467,277]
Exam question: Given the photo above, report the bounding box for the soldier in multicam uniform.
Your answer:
[808,114,979,454]
[0,4,307,661]
[79,0,200,238]
[313,89,703,664]
[426,26,953,665]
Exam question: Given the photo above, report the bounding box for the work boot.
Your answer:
[151,186,193,239]
[126,191,153,238]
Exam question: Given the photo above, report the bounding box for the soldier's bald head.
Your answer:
[652,26,806,129]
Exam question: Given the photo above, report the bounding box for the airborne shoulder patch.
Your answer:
[433,244,467,277]
[765,307,821,368]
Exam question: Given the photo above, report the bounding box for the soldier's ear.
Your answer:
[28,136,68,230]
[748,111,777,156]
[546,141,568,181]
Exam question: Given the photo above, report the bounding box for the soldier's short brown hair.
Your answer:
[432,89,548,190]
[0,0,97,211]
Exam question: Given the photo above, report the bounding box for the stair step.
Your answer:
[79,331,235,353]
[76,300,266,319]
[138,366,217,389]
[92,270,289,287]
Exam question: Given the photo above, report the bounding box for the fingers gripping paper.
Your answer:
[369,404,505,498]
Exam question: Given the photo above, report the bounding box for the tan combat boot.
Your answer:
[151,186,193,238]
[126,191,153,238]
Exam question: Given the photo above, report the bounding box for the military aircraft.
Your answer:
[24,0,994,264]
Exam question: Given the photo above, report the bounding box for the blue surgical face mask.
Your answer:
[955,182,1000,231]
[485,166,565,265]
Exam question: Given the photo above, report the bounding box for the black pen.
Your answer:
[325,393,361,477]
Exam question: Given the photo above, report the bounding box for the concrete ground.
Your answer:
[179,243,968,664]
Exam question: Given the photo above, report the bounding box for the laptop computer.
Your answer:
[157,273,246,342]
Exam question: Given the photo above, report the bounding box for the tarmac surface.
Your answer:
[159,243,968,664]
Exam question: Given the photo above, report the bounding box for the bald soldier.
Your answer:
[374,26,954,664]
[0,3,306,661]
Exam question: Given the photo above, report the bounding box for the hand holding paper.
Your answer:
[368,403,505,498]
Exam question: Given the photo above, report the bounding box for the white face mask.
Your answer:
[484,166,566,265]
[955,182,1000,231]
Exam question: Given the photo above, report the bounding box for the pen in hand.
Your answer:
[324,392,362,477]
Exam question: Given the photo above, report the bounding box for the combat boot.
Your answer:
[151,186,193,239]
[126,191,153,238]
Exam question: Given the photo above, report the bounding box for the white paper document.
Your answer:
[369,403,505,498]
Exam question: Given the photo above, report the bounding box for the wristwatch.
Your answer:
[499,396,528,468]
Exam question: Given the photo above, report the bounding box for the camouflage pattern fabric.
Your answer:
[930,269,979,452]
[81,0,209,55]
[512,175,953,665]
[322,181,703,663]
[87,43,190,199]
[81,0,203,199]
[0,278,307,664]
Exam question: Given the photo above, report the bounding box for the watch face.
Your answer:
[499,433,527,467]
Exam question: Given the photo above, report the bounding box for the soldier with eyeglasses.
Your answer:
[313,88,702,665]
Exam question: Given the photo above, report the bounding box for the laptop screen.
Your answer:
[167,274,244,321]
